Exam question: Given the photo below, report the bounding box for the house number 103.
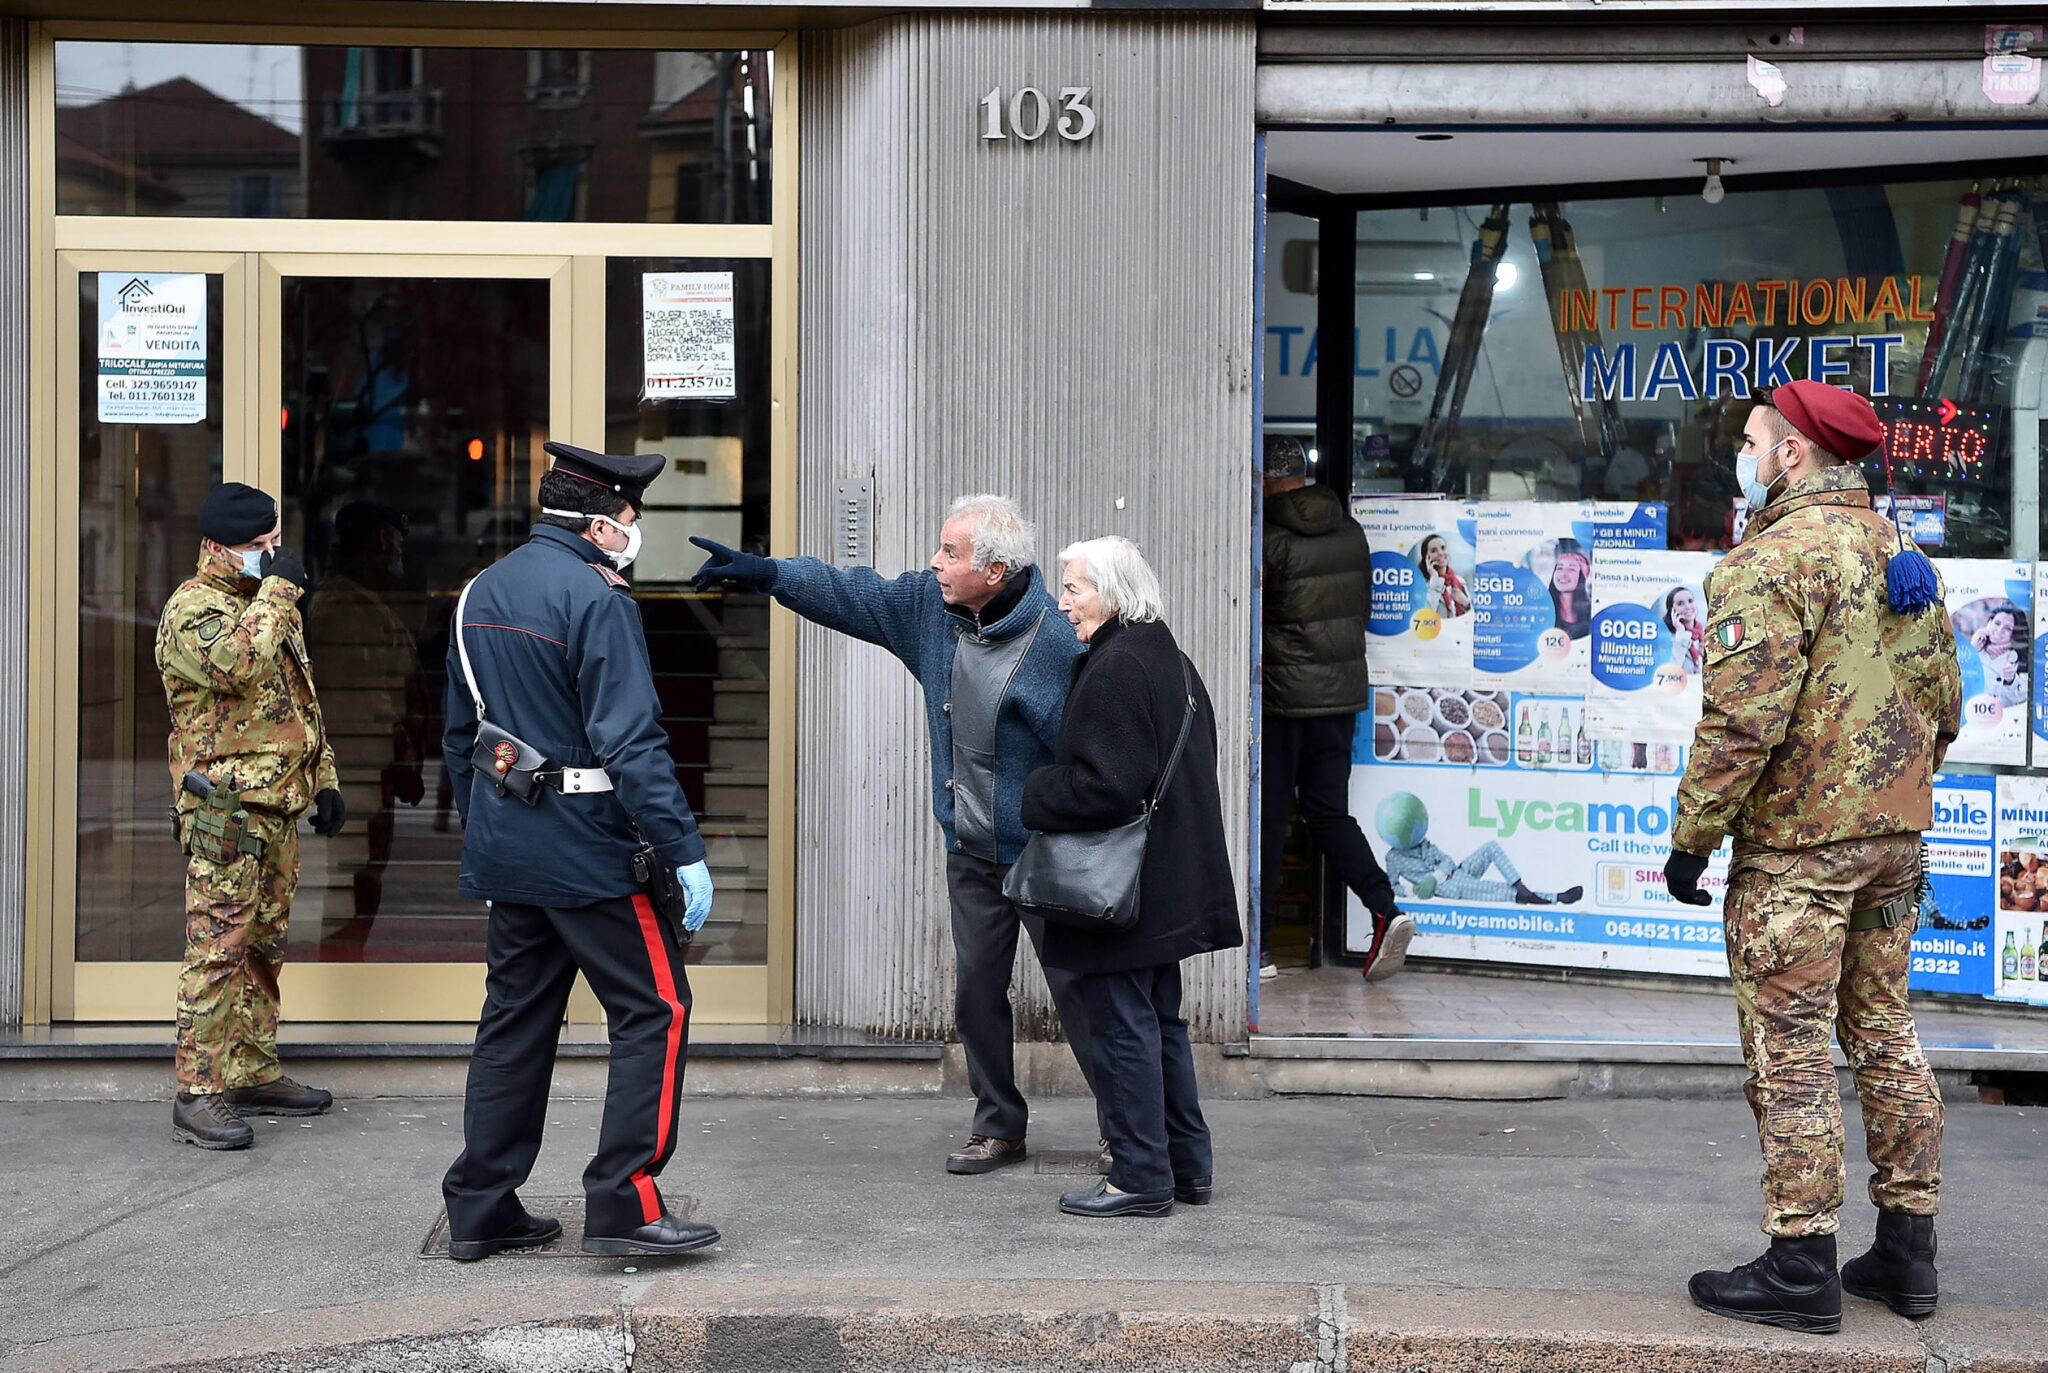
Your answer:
[980,86,1096,143]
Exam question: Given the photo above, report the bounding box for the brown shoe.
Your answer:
[946,1134,1027,1174]
[223,1076,333,1116]
[172,1091,253,1150]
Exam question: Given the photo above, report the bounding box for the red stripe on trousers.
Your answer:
[628,894,688,1224]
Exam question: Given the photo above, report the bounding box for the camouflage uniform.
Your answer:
[1674,464,1961,1239]
[157,554,336,1096]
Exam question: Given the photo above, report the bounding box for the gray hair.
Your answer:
[946,493,1036,574]
[1058,536,1165,624]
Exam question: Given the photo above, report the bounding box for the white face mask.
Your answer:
[237,547,266,579]
[544,508,642,570]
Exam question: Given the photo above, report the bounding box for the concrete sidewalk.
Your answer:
[2,1095,2043,1369]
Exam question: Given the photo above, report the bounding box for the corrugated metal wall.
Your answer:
[797,14,1256,1042]
[0,19,27,1028]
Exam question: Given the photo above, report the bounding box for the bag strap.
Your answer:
[1145,654,1197,815]
[454,575,487,724]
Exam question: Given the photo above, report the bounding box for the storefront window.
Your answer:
[55,42,771,223]
[1266,178,2042,560]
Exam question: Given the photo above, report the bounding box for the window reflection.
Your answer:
[56,42,771,224]
[1263,177,2038,559]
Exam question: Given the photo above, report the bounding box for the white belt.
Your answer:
[555,767,614,794]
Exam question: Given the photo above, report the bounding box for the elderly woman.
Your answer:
[1021,536,1242,1218]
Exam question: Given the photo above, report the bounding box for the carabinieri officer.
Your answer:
[441,442,719,1261]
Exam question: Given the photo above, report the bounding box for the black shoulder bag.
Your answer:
[1002,654,1196,934]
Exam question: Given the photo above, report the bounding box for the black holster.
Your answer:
[631,844,694,947]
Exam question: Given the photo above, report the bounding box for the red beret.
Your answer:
[1764,380,1884,461]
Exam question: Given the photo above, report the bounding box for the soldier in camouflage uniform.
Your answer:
[1664,381,1961,1334]
[157,483,350,1150]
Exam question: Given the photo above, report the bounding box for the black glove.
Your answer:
[689,536,776,591]
[384,762,425,807]
[311,787,348,837]
[1663,849,1714,906]
[259,546,312,592]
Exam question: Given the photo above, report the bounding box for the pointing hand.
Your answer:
[689,536,776,592]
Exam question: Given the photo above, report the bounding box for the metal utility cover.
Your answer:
[1034,1149,1107,1176]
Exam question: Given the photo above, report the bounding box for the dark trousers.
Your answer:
[444,893,692,1240]
[948,851,1102,1141]
[1260,712,1397,942]
[1080,963,1211,1195]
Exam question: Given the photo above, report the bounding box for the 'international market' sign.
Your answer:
[1572,275,1936,402]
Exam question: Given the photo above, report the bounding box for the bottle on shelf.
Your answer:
[1536,715,1553,766]
[1517,708,1533,766]
[1575,715,1592,766]
[2004,931,2021,981]
[2023,941,2038,982]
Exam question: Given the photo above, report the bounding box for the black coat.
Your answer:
[1263,484,1371,717]
[1021,616,1243,974]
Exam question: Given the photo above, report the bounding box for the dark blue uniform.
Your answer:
[441,521,705,1243]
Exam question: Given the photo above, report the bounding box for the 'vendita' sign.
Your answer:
[98,273,207,425]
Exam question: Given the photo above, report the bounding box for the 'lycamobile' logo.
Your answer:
[1467,789,1676,838]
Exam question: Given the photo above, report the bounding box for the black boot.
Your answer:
[1689,1234,1841,1334]
[1512,882,1551,905]
[172,1092,254,1150]
[1843,1212,1938,1318]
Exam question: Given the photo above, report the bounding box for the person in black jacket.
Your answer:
[1262,435,1410,982]
[1022,537,1243,1218]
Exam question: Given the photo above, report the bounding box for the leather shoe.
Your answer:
[947,1134,1027,1174]
[581,1215,721,1256]
[1689,1234,1841,1334]
[172,1091,253,1150]
[1175,1175,1213,1206]
[1059,1180,1174,1217]
[223,1076,333,1116]
[1843,1212,1938,1318]
[447,1212,563,1263]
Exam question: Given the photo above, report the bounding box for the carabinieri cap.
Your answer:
[542,441,666,513]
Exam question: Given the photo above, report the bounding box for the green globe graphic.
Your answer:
[1376,791,1430,850]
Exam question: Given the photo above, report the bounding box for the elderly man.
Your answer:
[691,497,1101,1174]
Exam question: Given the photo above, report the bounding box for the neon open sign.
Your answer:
[1872,397,2002,485]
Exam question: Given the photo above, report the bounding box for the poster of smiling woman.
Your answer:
[1939,558,2031,766]
[1350,497,1476,689]
[1472,502,1594,693]
[1587,549,1718,745]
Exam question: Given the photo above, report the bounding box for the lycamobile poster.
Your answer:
[1913,774,1997,997]
[1939,558,2031,766]
[1992,775,2048,1007]
[1587,549,1716,745]
[1351,497,1475,690]
[1349,703,1728,978]
[1472,502,1593,694]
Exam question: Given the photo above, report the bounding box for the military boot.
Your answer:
[1689,1234,1841,1334]
[172,1092,254,1150]
[1843,1212,1938,1318]
[224,1076,333,1116]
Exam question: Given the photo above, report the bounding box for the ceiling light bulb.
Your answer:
[1495,262,1518,290]
[1698,157,1732,206]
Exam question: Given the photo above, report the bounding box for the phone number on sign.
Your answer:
[1603,919,1723,944]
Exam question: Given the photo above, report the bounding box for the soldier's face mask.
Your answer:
[1737,437,1792,510]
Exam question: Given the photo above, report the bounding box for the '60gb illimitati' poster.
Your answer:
[1352,497,1475,690]
[1587,549,1716,745]
[1939,558,2030,767]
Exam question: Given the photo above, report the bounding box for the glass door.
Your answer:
[63,250,778,1024]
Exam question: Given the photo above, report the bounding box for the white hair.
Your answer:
[946,493,1036,574]
[1058,536,1165,624]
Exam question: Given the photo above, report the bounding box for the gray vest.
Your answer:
[946,610,1046,861]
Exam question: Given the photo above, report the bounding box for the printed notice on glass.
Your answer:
[1472,501,1593,693]
[97,272,207,424]
[1351,497,1475,689]
[643,271,736,400]
[1940,558,2032,766]
[1588,549,1716,745]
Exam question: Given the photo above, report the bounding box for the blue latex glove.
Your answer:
[689,536,776,591]
[677,860,714,932]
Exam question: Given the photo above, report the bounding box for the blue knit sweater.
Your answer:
[768,557,1082,862]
